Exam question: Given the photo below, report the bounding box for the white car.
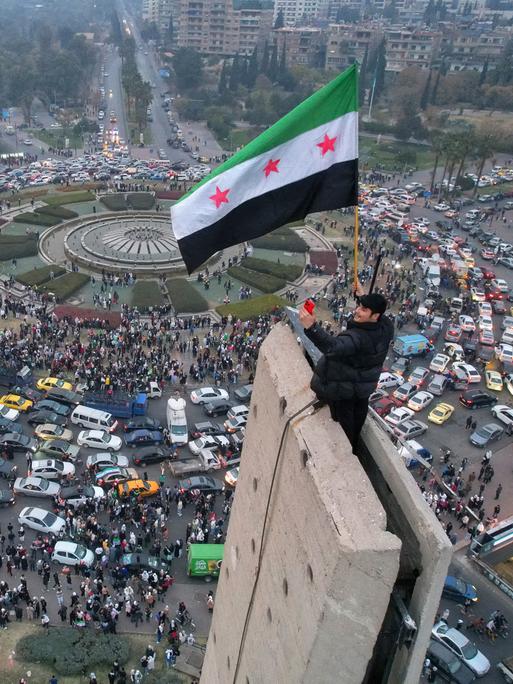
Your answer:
[407,391,434,412]
[227,404,249,420]
[0,405,19,422]
[451,362,481,384]
[77,430,122,451]
[478,302,492,316]
[189,434,231,456]
[407,367,430,388]
[470,287,486,303]
[433,203,450,211]
[478,315,493,332]
[86,452,129,469]
[431,622,490,677]
[385,406,415,427]
[190,387,230,404]
[458,315,476,333]
[52,541,95,567]
[19,506,66,535]
[505,374,513,396]
[491,278,509,293]
[378,372,404,390]
[501,329,513,345]
[491,404,513,427]
[496,343,513,363]
[501,316,513,330]
[13,476,61,498]
[429,354,450,373]
[31,459,75,480]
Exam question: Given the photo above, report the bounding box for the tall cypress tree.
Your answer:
[359,46,368,106]
[278,38,287,81]
[274,9,284,29]
[229,54,240,91]
[247,46,258,87]
[218,59,228,94]
[268,44,278,82]
[261,40,270,75]
[420,69,432,110]
[373,39,387,101]
[479,59,488,86]
[431,68,442,105]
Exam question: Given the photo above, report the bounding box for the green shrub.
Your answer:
[127,192,155,209]
[216,294,286,320]
[100,194,127,211]
[241,256,303,281]
[250,227,308,252]
[44,190,94,205]
[39,272,89,301]
[13,212,61,226]
[0,235,39,261]
[227,265,284,293]
[16,626,130,676]
[131,280,165,309]
[36,205,78,219]
[17,264,66,286]
[167,278,209,313]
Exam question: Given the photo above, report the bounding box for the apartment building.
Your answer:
[273,0,323,27]
[142,0,172,31]
[271,27,325,68]
[440,28,510,71]
[175,0,273,55]
[384,27,442,72]
[325,23,382,72]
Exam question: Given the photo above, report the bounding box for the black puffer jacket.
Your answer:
[305,315,394,401]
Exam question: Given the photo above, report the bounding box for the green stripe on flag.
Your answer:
[175,63,358,204]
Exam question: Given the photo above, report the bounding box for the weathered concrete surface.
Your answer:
[200,324,402,684]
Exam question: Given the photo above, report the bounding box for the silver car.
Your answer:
[431,621,490,677]
[19,506,66,535]
[469,422,503,447]
[13,476,61,498]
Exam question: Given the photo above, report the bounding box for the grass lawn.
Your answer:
[475,181,513,196]
[128,121,153,145]
[44,191,95,206]
[2,623,191,684]
[359,138,435,172]
[29,127,83,150]
[225,127,261,150]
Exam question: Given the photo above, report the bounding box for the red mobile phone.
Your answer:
[304,299,315,314]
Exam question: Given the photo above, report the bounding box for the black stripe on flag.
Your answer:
[177,158,358,273]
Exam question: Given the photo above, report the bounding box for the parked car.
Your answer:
[57,484,104,508]
[431,622,490,677]
[469,422,504,447]
[459,390,498,409]
[428,402,455,425]
[31,458,75,480]
[393,420,428,440]
[52,541,94,567]
[77,430,122,451]
[0,394,33,412]
[123,416,164,433]
[385,406,415,427]
[426,639,476,684]
[442,575,478,603]
[190,387,230,404]
[203,401,233,417]
[36,377,73,392]
[18,506,66,535]
[125,429,164,447]
[33,400,70,416]
[407,367,430,388]
[234,385,253,402]
[13,476,60,498]
[407,391,434,412]
[27,410,67,427]
[491,404,513,426]
[190,422,227,440]
[37,440,80,461]
[0,417,21,436]
[0,405,20,422]
[189,434,231,456]
[0,433,38,453]
[116,479,159,498]
[177,475,224,494]
[34,424,73,442]
[86,452,129,470]
[429,354,450,373]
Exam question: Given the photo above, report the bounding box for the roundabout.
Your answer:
[40,212,189,275]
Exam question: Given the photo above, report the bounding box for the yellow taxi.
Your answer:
[464,256,475,268]
[428,402,455,425]
[36,377,73,392]
[34,423,74,442]
[485,370,503,392]
[0,394,33,412]
[224,467,239,488]
[116,479,159,499]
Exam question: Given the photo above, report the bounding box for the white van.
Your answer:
[71,405,118,432]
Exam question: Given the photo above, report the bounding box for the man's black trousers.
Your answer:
[329,397,369,451]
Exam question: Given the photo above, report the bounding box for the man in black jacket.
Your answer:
[299,290,394,450]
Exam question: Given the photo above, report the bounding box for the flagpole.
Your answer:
[353,205,359,293]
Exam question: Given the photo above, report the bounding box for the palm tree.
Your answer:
[473,131,498,196]
[451,128,476,197]
[429,131,446,193]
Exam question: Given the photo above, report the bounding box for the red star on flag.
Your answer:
[317,134,336,156]
[264,158,280,177]
[209,185,230,209]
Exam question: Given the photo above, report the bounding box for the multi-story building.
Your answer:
[440,27,510,71]
[142,0,172,32]
[325,23,382,72]
[273,0,323,27]
[271,27,325,68]
[384,27,442,73]
[175,0,273,56]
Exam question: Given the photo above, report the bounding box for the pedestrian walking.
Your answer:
[495,483,503,500]
[465,416,472,430]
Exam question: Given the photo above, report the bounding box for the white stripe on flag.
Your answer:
[171,111,357,240]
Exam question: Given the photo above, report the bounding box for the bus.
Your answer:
[167,393,188,446]
[470,517,513,557]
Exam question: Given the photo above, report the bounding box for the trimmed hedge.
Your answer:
[131,280,165,309]
[128,192,155,209]
[17,264,66,287]
[100,194,127,211]
[13,212,62,226]
[39,272,89,301]
[167,278,209,313]
[44,190,94,205]
[0,234,39,261]
[216,294,286,320]
[36,205,78,219]
[227,265,284,293]
[250,227,308,252]
[16,626,130,676]
[241,256,303,281]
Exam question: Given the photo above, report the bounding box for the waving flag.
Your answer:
[171,64,358,273]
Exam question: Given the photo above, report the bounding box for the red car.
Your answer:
[372,397,400,417]
[485,287,504,301]
[480,266,496,280]
[444,324,462,342]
